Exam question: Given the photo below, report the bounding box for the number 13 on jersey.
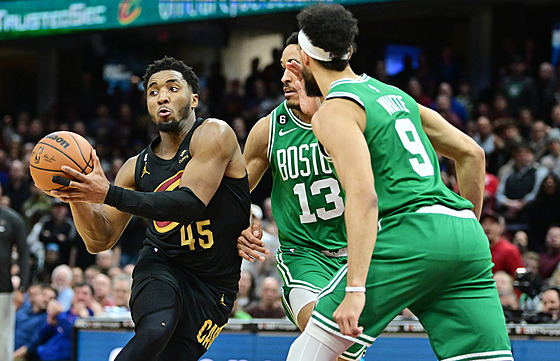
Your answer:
[293,178,344,224]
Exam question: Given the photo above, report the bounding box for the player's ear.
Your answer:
[300,49,311,66]
[190,93,199,109]
[348,45,354,60]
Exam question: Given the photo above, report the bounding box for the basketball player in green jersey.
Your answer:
[238,32,366,360]
[286,4,512,361]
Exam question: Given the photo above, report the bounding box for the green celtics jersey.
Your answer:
[325,74,473,219]
[268,101,347,251]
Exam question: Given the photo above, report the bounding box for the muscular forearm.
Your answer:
[454,148,485,219]
[70,202,117,253]
[345,192,378,288]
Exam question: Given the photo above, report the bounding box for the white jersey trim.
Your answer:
[415,204,476,219]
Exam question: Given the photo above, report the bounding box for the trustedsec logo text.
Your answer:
[118,0,142,25]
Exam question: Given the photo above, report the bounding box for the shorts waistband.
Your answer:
[415,204,476,219]
[320,247,348,258]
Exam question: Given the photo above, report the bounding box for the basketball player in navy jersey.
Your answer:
[50,56,251,360]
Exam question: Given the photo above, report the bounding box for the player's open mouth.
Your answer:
[158,108,171,117]
[284,88,296,96]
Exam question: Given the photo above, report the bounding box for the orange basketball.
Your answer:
[29,131,94,192]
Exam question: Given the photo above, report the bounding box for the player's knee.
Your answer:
[136,316,176,350]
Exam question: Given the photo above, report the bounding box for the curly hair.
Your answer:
[142,56,199,94]
[297,4,358,71]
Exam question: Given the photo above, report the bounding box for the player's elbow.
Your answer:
[83,238,112,254]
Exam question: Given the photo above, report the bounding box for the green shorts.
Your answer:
[276,246,366,360]
[311,210,512,361]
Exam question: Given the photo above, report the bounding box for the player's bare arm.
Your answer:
[312,98,378,338]
[418,104,485,219]
[236,115,270,262]
[54,152,136,253]
[182,118,245,204]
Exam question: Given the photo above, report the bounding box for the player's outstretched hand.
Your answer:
[237,216,268,262]
[285,60,321,116]
[333,292,365,338]
[50,149,110,204]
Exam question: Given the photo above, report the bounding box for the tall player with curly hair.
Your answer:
[286,4,512,361]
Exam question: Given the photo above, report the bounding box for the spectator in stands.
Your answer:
[436,81,468,124]
[494,270,515,295]
[551,104,560,129]
[0,181,28,361]
[237,271,256,310]
[500,54,537,117]
[540,128,560,177]
[37,243,61,284]
[549,267,560,288]
[50,265,74,311]
[95,249,116,275]
[92,273,115,308]
[4,159,31,214]
[406,77,432,107]
[246,277,285,319]
[535,62,558,123]
[539,286,560,322]
[434,94,463,130]
[495,141,547,230]
[517,107,535,141]
[489,93,512,121]
[27,199,78,268]
[528,120,549,160]
[512,230,530,255]
[34,283,102,361]
[517,251,543,311]
[481,211,524,278]
[111,274,132,310]
[21,184,53,232]
[539,225,560,281]
[72,267,84,287]
[13,283,49,358]
[84,265,101,286]
[473,116,496,156]
[527,173,560,252]
[115,216,146,267]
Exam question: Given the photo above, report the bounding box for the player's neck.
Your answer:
[315,66,358,97]
[158,113,196,157]
[292,108,312,124]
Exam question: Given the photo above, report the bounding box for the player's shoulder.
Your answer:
[193,118,239,154]
[197,117,235,138]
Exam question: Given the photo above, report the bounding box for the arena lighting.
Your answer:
[0,0,399,39]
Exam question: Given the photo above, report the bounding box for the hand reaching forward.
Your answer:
[51,149,110,204]
[285,60,322,116]
[237,216,268,262]
[333,292,365,338]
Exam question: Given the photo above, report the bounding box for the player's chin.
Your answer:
[286,98,300,110]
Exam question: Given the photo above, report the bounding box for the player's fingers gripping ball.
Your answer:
[29,131,94,192]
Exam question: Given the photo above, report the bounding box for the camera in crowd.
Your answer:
[513,267,542,298]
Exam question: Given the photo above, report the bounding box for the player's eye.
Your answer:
[149,90,158,96]
[170,86,179,92]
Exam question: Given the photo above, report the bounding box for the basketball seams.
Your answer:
[66,132,93,173]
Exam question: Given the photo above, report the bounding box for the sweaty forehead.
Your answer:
[148,70,186,86]
[281,44,302,65]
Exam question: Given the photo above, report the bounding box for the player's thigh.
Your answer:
[413,260,511,360]
[277,248,345,325]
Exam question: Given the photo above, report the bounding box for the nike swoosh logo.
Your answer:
[279,128,297,136]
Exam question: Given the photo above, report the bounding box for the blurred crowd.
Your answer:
[2,40,560,360]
